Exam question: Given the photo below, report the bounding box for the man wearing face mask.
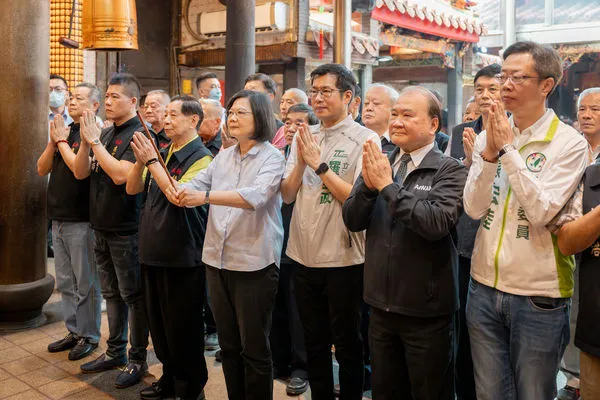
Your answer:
[49,74,74,127]
[196,72,222,102]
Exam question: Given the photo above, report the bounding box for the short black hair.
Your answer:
[244,73,277,95]
[310,63,356,97]
[226,90,276,142]
[474,63,502,84]
[286,103,319,125]
[108,73,141,100]
[171,95,204,130]
[503,41,563,95]
[50,74,68,90]
[195,72,218,90]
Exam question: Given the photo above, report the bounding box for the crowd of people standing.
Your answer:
[39,40,600,400]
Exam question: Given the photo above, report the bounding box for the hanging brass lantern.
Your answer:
[82,0,138,50]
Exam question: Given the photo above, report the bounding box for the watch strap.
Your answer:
[315,162,329,175]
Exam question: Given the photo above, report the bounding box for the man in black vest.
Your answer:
[343,86,467,399]
[143,89,171,150]
[447,63,502,400]
[73,73,149,389]
[37,82,102,361]
[127,96,213,400]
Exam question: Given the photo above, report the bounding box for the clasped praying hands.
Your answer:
[362,140,393,192]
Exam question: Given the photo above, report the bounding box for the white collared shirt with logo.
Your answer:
[284,115,380,268]
[464,109,588,298]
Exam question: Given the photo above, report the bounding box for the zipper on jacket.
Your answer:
[494,187,512,287]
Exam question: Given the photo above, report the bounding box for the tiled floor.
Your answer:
[0,260,319,400]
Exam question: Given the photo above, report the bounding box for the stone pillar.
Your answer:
[447,53,464,134]
[225,0,256,103]
[334,0,352,68]
[504,0,516,47]
[0,0,55,329]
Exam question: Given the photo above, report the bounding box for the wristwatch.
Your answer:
[91,138,101,146]
[204,190,210,205]
[499,144,516,158]
[314,162,329,175]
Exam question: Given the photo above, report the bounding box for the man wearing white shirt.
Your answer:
[463,41,589,400]
[281,63,380,399]
[362,84,399,155]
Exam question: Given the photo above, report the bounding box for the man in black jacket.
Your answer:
[343,86,467,400]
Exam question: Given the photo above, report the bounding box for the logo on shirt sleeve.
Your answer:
[525,152,547,173]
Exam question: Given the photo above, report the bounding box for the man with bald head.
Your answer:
[272,88,308,149]
[199,98,225,157]
[362,84,399,154]
[144,90,171,149]
[343,86,467,400]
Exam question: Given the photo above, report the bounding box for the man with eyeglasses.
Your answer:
[463,41,588,400]
[446,63,502,400]
[49,74,74,127]
[143,90,171,150]
[281,63,379,399]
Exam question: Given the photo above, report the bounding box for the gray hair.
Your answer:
[366,83,400,105]
[147,89,171,106]
[199,98,225,120]
[284,88,309,104]
[75,82,101,104]
[578,87,600,109]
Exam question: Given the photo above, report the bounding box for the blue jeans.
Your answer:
[52,221,101,343]
[95,230,148,363]
[466,278,570,400]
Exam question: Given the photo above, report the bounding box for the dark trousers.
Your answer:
[370,307,454,400]
[293,263,364,400]
[203,282,217,335]
[206,264,279,400]
[142,264,208,399]
[270,262,307,379]
[456,256,476,400]
[94,231,148,363]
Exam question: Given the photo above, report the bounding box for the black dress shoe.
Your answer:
[68,338,98,361]
[80,353,127,374]
[48,332,78,353]
[215,350,222,362]
[286,377,308,396]
[140,378,174,400]
[115,361,148,388]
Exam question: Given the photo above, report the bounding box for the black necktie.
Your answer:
[394,153,412,183]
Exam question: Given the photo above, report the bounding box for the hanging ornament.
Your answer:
[319,3,324,59]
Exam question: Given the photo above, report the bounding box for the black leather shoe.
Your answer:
[115,361,148,388]
[215,349,222,362]
[80,353,127,374]
[286,377,308,396]
[48,332,78,353]
[68,338,98,361]
[140,378,174,400]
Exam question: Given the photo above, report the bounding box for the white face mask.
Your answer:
[49,90,66,108]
